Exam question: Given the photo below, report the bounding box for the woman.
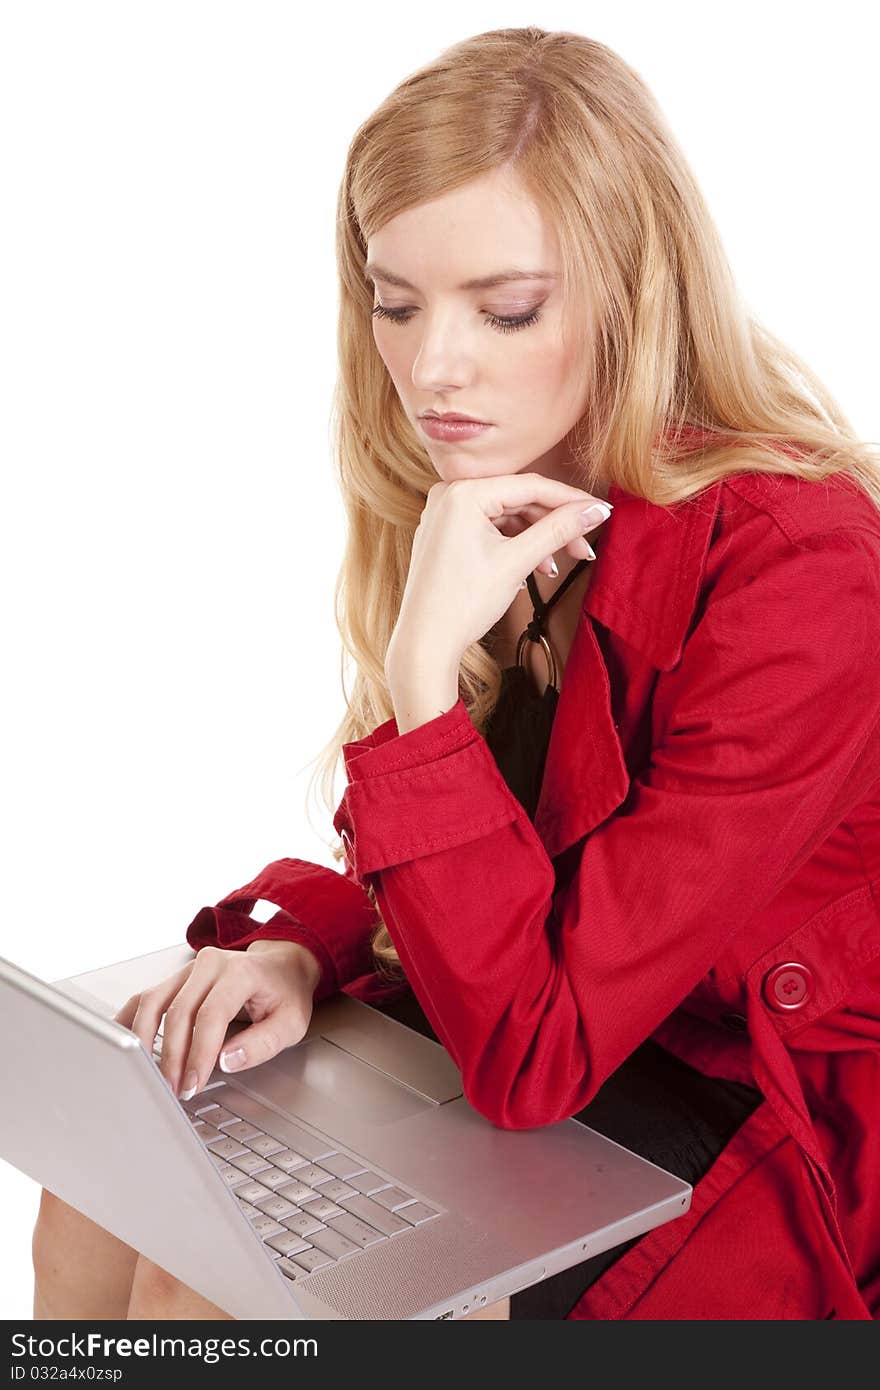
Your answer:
[33,26,880,1320]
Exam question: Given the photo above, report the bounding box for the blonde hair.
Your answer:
[303,25,880,985]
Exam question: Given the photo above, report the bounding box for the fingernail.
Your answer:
[219,1047,246,1072]
[579,503,613,527]
[179,1071,199,1101]
[547,559,558,577]
[584,542,597,561]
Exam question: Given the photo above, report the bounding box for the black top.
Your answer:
[483,559,590,821]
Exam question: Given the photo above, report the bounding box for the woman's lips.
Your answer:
[419,418,494,441]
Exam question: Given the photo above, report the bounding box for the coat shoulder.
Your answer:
[694,470,880,633]
[720,469,880,556]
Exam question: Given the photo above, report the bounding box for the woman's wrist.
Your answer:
[245,937,323,994]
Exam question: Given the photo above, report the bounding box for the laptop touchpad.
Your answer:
[222,1035,431,1132]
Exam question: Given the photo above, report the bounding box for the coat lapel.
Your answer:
[534,479,723,860]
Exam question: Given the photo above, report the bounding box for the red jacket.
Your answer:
[187,462,880,1320]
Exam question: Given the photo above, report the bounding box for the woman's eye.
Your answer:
[371,304,542,334]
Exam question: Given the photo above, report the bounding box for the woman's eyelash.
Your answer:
[371,304,542,334]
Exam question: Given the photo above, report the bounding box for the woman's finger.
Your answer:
[507,496,612,586]
[479,472,603,521]
[494,502,599,572]
[159,958,257,1097]
[117,964,196,1053]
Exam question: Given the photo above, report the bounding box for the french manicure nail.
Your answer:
[220,1047,246,1073]
[179,1071,199,1101]
[547,559,558,577]
[579,503,613,527]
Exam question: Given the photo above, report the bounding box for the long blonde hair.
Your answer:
[303,26,880,984]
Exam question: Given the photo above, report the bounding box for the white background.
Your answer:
[1,0,877,1320]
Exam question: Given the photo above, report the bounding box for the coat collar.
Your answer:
[534,478,723,859]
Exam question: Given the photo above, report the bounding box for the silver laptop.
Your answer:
[1,944,692,1320]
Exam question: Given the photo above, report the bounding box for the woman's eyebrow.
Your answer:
[364,264,560,291]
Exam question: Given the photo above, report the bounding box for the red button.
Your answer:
[762,962,814,1012]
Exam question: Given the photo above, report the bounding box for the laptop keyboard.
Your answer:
[152,1039,442,1284]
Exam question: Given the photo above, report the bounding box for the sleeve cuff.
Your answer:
[333,697,523,880]
[183,856,381,1003]
[185,903,341,1002]
[341,696,475,782]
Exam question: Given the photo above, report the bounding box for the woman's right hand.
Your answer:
[112,939,322,1102]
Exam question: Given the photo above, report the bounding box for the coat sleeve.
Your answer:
[183,853,392,1005]
[332,531,880,1128]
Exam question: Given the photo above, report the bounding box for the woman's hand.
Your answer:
[387,474,612,673]
[112,939,322,1102]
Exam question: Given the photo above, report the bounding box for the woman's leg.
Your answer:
[32,1188,233,1320]
[125,1255,234,1320]
[32,1188,140,1320]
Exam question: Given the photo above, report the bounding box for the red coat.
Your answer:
[187,462,880,1320]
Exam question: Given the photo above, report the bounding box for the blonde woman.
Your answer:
[34,27,880,1321]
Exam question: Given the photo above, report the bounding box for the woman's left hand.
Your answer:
[386,473,611,676]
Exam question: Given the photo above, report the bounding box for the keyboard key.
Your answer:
[278,1251,333,1278]
[180,1083,225,1112]
[338,1194,413,1235]
[369,1185,416,1211]
[191,1102,224,1120]
[252,1167,298,1192]
[268,1149,310,1172]
[288,1248,335,1274]
[215,1161,250,1187]
[255,1195,300,1221]
[300,1197,344,1221]
[276,1179,320,1204]
[228,1152,273,1177]
[206,1137,250,1161]
[201,1106,240,1127]
[325,1212,385,1249]
[315,1152,366,1179]
[235,1200,262,1221]
[308,1227,362,1260]
[286,1163,334,1188]
[195,1124,224,1144]
[250,1215,287,1239]
[281,1211,326,1238]
[345,1169,391,1195]
[265,1231,312,1257]
[235,1181,274,1204]
[222,1120,265,1143]
[319,1179,358,1203]
[246,1134,287,1158]
[395,1201,440,1225]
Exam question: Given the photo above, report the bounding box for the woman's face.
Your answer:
[366,166,597,492]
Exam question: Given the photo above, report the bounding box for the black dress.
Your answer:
[368,563,764,1318]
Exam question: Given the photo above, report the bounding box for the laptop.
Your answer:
[1,943,692,1320]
